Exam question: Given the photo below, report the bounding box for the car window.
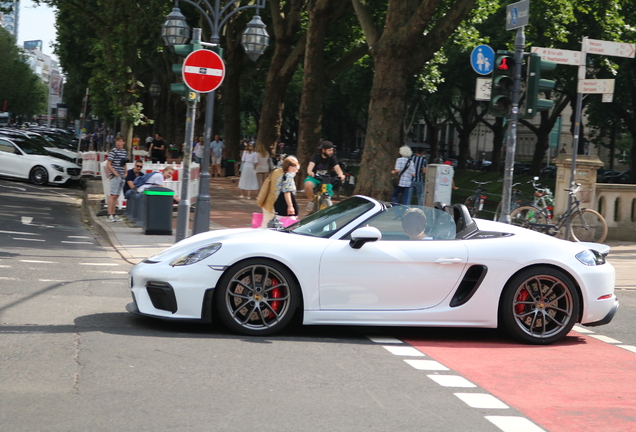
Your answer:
[11,136,48,155]
[289,197,375,238]
[349,205,457,241]
[0,139,17,154]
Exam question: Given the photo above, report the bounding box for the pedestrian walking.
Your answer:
[254,141,273,188]
[273,156,300,217]
[391,145,415,205]
[105,135,128,222]
[407,147,427,206]
[238,143,259,199]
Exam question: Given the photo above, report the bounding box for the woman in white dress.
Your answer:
[238,143,259,199]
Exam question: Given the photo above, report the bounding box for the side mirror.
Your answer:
[349,226,382,249]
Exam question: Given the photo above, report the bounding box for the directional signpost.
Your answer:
[531,47,583,66]
[577,79,615,94]
[585,39,636,58]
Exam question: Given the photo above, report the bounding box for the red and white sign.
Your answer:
[585,39,635,58]
[531,46,582,66]
[182,49,225,93]
[577,79,615,94]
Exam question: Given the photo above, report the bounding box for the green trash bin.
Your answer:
[142,187,174,235]
[225,159,235,177]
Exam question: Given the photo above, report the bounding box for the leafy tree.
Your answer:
[0,28,48,119]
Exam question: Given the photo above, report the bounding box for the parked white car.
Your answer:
[0,135,81,185]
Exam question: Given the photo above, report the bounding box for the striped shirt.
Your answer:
[394,157,415,187]
[411,155,427,182]
[107,148,128,178]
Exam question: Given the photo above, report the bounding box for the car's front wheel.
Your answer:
[30,166,48,185]
[499,267,579,345]
[215,259,299,336]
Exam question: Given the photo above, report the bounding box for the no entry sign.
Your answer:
[182,49,225,93]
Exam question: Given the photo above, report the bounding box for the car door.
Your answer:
[0,139,23,178]
[319,206,469,311]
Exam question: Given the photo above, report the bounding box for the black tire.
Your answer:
[499,267,579,344]
[569,209,608,243]
[509,205,547,228]
[464,196,477,217]
[215,259,299,336]
[318,197,332,211]
[29,166,49,186]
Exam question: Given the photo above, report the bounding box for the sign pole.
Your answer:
[565,36,588,240]
[499,26,525,223]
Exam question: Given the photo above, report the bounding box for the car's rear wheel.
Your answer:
[30,166,48,186]
[215,259,299,336]
[500,267,579,344]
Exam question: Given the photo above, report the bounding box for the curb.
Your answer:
[86,203,139,265]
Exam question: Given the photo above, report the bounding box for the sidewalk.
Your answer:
[84,175,635,291]
[85,174,313,264]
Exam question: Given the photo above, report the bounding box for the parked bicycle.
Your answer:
[528,176,555,220]
[493,182,523,221]
[509,183,608,243]
[464,180,491,217]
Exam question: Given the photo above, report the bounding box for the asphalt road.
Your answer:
[1,177,634,432]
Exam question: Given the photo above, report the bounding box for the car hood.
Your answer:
[27,154,81,169]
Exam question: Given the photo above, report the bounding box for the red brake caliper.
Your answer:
[516,289,529,314]
[270,278,281,312]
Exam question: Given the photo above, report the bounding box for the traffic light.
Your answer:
[525,53,557,117]
[489,51,515,118]
[170,42,202,97]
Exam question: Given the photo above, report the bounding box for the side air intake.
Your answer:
[449,265,488,307]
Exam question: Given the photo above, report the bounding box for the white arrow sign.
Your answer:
[585,39,635,58]
[577,79,615,94]
[531,47,582,66]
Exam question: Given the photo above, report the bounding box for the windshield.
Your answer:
[347,205,457,241]
[289,196,375,238]
[9,136,49,155]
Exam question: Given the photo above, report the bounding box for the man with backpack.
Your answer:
[124,160,144,199]
[135,166,180,202]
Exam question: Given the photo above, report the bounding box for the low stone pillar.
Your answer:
[553,154,604,216]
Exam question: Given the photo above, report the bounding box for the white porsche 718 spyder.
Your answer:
[127,196,618,345]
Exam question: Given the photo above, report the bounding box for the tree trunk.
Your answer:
[489,117,506,172]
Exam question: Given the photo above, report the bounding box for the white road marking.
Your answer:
[79,263,119,266]
[61,241,93,244]
[0,277,18,280]
[403,359,449,371]
[68,236,91,239]
[454,393,509,409]
[485,416,546,432]
[21,216,33,225]
[383,346,425,356]
[617,345,636,354]
[39,279,65,282]
[0,265,11,268]
[0,230,39,236]
[427,375,477,388]
[97,271,128,274]
[366,335,403,344]
[20,260,56,264]
[589,335,621,344]
[573,325,594,333]
[13,238,46,242]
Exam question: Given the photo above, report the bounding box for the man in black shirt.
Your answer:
[303,141,345,211]
[149,133,166,163]
[124,160,144,199]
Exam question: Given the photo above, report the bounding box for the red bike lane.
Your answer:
[405,331,636,432]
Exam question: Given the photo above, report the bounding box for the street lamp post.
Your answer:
[149,79,161,137]
[162,0,269,238]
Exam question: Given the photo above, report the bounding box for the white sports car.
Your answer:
[127,196,618,344]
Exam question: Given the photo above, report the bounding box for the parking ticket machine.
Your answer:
[424,164,454,207]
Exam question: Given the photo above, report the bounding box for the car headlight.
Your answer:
[169,243,222,266]
[51,164,64,172]
[576,249,606,266]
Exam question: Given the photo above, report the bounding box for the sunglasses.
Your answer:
[135,165,143,168]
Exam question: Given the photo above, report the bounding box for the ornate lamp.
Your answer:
[241,15,270,61]
[161,7,192,47]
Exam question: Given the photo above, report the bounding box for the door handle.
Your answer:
[434,258,463,264]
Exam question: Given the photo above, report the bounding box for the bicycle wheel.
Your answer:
[464,196,477,217]
[569,209,608,243]
[318,197,333,211]
[509,206,547,229]
[493,202,502,221]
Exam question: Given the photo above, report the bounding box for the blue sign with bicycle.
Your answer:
[470,45,495,75]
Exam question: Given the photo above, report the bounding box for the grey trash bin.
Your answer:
[142,187,174,235]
